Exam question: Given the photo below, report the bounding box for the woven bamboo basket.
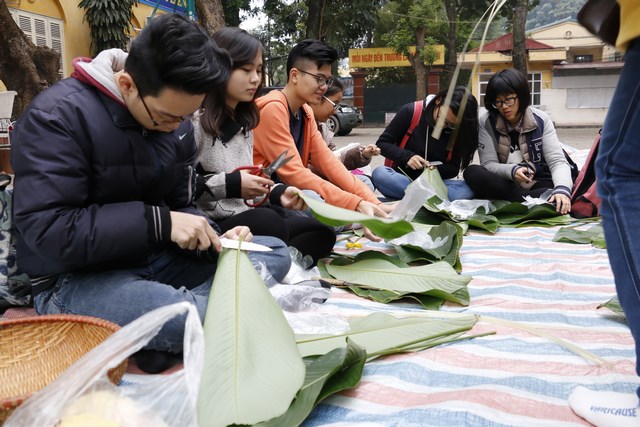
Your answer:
[0,314,128,424]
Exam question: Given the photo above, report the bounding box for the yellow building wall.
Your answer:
[468,63,554,100]
[9,0,157,78]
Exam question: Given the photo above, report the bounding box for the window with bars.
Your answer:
[9,9,65,78]
[528,72,541,107]
[478,72,542,108]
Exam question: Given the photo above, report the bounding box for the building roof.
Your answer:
[527,17,574,33]
[471,33,554,53]
[553,61,623,70]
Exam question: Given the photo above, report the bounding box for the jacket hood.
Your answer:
[72,49,127,104]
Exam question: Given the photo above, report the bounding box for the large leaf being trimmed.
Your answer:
[299,192,414,239]
[325,258,470,306]
[258,340,366,426]
[297,312,477,357]
[197,249,305,427]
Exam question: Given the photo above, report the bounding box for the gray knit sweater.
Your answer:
[193,116,252,220]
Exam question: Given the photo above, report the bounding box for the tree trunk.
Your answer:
[512,0,528,76]
[442,0,457,91]
[195,0,226,35]
[0,1,60,120]
[410,27,428,100]
[305,0,329,40]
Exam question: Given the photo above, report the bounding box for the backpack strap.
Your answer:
[384,100,424,167]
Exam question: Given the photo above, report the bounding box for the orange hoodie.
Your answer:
[254,90,379,210]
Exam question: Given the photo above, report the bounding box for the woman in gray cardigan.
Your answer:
[463,69,574,214]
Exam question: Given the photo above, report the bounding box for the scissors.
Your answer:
[232,150,294,207]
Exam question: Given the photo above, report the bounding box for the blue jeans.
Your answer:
[355,174,375,192]
[371,166,475,201]
[595,39,640,397]
[33,236,290,352]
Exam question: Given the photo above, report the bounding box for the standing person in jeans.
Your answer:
[9,14,291,359]
[569,2,640,425]
[372,86,478,201]
[193,27,336,266]
[253,39,394,241]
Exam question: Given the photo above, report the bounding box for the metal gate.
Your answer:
[363,83,417,127]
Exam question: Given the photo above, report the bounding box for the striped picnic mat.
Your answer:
[303,226,638,426]
[5,223,635,425]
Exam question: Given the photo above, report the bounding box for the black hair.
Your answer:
[286,39,338,77]
[324,77,344,98]
[426,86,479,169]
[484,68,531,116]
[125,13,231,97]
[201,27,264,137]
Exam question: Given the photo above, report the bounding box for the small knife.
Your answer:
[219,237,273,252]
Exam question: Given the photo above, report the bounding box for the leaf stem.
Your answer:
[349,311,608,365]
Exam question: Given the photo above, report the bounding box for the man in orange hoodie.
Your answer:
[253,40,392,238]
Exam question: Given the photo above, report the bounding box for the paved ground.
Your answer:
[335,125,600,171]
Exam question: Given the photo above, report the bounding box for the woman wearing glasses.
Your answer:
[308,78,380,191]
[372,86,479,201]
[463,68,574,214]
[193,28,336,266]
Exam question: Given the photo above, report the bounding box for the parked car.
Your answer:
[260,87,361,136]
[328,104,361,136]
[353,105,363,127]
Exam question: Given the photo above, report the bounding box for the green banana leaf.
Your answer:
[415,197,573,231]
[334,282,445,310]
[554,224,606,248]
[416,198,500,233]
[492,202,573,227]
[197,248,306,427]
[324,258,471,306]
[299,192,414,239]
[257,340,366,426]
[296,312,478,358]
[327,250,409,268]
[418,167,449,201]
[597,296,626,318]
[390,221,464,270]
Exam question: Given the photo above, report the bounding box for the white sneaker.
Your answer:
[569,386,640,427]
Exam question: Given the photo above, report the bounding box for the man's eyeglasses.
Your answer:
[492,96,518,109]
[323,96,340,111]
[128,72,204,127]
[297,69,334,88]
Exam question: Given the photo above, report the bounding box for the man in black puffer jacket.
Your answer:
[10,13,291,355]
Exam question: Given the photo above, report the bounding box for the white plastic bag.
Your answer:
[390,171,440,221]
[5,302,203,427]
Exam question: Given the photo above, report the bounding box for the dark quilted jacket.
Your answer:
[10,77,199,277]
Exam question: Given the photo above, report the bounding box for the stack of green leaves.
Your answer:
[389,221,466,271]
[318,252,471,310]
[299,191,470,309]
[408,169,574,231]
